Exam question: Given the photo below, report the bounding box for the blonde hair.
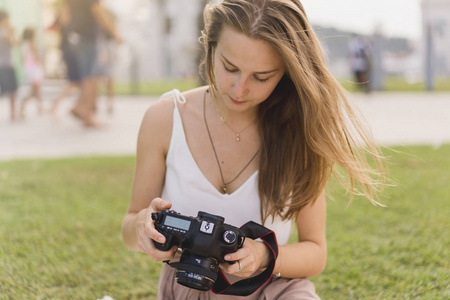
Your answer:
[200,0,386,223]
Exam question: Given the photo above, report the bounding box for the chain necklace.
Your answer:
[220,115,255,142]
[203,89,260,194]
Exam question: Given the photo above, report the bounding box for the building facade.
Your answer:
[0,0,48,80]
[0,0,43,38]
[422,0,450,77]
[107,0,206,81]
[1,0,207,82]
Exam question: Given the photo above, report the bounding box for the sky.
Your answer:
[108,0,424,41]
[301,0,423,40]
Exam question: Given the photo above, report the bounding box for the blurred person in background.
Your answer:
[0,10,18,122]
[67,0,121,127]
[94,5,118,115]
[48,2,81,117]
[19,27,44,120]
[348,34,372,93]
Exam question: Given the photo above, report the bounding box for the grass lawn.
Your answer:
[111,76,450,96]
[1,145,449,299]
[113,78,201,96]
[339,77,450,93]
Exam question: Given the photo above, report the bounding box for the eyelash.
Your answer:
[223,65,269,83]
[256,77,269,83]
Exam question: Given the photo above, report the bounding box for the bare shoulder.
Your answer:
[138,87,207,154]
[181,86,208,101]
[177,86,209,116]
[138,94,176,155]
[142,93,176,125]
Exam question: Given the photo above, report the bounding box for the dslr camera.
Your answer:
[151,209,244,291]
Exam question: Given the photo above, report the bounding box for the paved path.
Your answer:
[352,92,450,147]
[1,90,450,161]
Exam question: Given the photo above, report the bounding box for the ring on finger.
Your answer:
[236,260,242,273]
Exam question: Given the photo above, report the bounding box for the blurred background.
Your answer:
[1,1,449,299]
[1,0,449,93]
[1,0,450,160]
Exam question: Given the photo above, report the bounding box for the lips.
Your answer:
[228,95,246,105]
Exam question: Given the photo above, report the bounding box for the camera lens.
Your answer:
[175,251,220,291]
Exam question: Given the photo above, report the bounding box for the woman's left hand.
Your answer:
[219,238,271,278]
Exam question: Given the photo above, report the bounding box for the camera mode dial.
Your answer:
[223,230,237,244]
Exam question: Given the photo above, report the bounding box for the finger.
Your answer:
[136,209,165,244]
[219,262,233,274]
[144,224,166,244]
[137,227,154,252]
[141,199,171,243]
[141,216,166,244]
[138,221,177,257]
[220,259,245,275]
[153,245,178,261]
[224,247,250,262]
[235,260,243,273]
[138,229,177,261]
[149,245,178,261]
[150,198,172,212]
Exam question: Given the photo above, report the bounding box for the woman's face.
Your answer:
[213,25,285,114]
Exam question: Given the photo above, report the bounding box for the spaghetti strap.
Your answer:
[161,89,187,108]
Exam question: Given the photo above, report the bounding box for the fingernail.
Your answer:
[158,236,164,242]
[225,255,231,260]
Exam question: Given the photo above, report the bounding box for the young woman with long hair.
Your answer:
[122,0,386,298]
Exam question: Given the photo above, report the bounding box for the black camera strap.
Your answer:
[211,221,278,296]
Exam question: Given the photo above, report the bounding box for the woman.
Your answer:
[49,2,82,116]
[122,0,385,299]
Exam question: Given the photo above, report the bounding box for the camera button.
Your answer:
[223,231,237,244]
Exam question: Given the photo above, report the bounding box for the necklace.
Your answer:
[203,89,260,194]
[220,116,255,142]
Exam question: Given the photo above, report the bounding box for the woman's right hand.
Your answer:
[136,198,178,261]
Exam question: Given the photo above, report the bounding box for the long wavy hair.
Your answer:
[200,0,386,224]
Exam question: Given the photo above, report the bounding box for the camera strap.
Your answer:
[211,221,278,296]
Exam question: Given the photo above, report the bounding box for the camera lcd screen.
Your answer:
[164,215,191,230]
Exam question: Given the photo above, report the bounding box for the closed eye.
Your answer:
[223,64,238,73]
[223,60,271,83]
[254,76,270,83]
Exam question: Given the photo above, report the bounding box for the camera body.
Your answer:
[152,209,243,262]
[151,209,244,290]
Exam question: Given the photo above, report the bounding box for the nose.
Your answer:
[232,75,249,99]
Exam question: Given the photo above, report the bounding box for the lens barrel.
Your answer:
[175,251,220,291]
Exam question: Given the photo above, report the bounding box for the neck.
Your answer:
[208,88,258,126]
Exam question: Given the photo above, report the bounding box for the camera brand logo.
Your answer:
[200,221,214,234]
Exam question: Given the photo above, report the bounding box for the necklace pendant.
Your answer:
[236,134,240,141]
[222,186,227,194]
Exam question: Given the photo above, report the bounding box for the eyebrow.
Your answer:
[220,54,279,75]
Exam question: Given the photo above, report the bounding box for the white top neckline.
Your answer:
[160,89,292,245]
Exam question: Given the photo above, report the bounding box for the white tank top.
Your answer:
[160,90,292,245]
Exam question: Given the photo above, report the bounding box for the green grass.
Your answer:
[108,76,450,96]
[1,146,449,299]
[340,76,450,92]
[113,78,201,96]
